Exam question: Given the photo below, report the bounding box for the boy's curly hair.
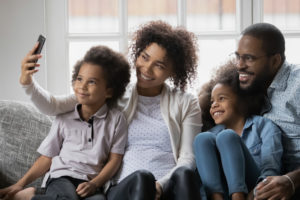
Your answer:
[130,20,198,91]
[198,61,265,131]
[72,45,130,108]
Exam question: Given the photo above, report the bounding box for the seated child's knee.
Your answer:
[193,132,216,148]
[216,129,240,145]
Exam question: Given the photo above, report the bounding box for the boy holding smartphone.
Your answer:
[0,45,130,200]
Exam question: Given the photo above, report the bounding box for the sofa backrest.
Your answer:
[0,100,52,188]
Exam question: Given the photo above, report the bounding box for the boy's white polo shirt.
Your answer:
[38,104,128,187]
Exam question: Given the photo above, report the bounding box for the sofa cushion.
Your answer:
[0,100,52,188]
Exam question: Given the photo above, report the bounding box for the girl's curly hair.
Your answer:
[130,20,198,91]
[198,61,265,131]
[72,45,130,108]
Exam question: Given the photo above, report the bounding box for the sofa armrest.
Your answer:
[0,100,52,188]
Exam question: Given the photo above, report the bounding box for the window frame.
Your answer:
[45,0,297,95]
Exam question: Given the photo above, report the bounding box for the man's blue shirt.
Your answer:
[263,61,300,173]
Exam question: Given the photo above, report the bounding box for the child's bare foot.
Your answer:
[232,192,246,200]
[12,187,35,200]
[211,192,224,200]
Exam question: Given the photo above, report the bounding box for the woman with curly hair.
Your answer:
[19,20,202,200]
[193,61,283,200]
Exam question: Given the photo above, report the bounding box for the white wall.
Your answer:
[0,0,47,102]
[0,0,71,102]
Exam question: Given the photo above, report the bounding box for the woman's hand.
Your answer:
[20,43,42,85]
[76,181,97,197]
[155,182,163,200]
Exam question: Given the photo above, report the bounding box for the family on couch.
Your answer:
[0,21,299,200]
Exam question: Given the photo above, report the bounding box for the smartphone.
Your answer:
[29,34,46,70]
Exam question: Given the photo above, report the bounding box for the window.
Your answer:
[68,0,120,79]
[45,0,300,94]
[262,0,300,64]
[186,0,238,91]
[66,0,239,93]
[128,0,177,30]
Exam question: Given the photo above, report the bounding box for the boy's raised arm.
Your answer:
[20,45,77,116]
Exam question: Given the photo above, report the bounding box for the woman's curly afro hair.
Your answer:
[130,20,198,91]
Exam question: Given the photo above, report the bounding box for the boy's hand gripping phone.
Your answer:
[29,34,46,70]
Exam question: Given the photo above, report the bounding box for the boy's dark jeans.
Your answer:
[32,176,105,200]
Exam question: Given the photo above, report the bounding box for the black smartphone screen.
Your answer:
[29,34,46,70]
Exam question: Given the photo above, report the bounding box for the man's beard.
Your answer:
[239,64,272,95]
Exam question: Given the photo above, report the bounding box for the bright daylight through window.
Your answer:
[67,0,300,93]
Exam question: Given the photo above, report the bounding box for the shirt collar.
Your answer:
[268,61,290,91]
[260,95,272,115]
[69,103,109,121]
[243,116,254,130]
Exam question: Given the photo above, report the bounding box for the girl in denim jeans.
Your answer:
[193,61,283,200]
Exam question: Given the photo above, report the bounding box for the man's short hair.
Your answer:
[241,23,285,63]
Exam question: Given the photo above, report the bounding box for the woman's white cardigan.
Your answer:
[23,80,203,188]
